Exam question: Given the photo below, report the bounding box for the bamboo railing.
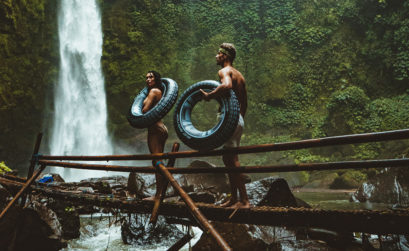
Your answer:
[2,129,409,250]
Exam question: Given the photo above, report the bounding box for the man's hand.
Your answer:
[200,89,211,101]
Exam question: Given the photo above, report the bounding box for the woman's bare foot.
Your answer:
[142,196,156,201]
[220,198,238,207]
[229,201,251,209]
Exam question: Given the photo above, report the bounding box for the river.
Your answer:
[61,189,393,250]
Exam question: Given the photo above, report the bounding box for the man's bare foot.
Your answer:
[220,198,238,207]
[229,201,251,209]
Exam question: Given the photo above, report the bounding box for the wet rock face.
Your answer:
[193,177,316,250]
[0,184,11,208]
[46,197,81,240]
[121,214,184,246]
[0,205,66,251]
[192,222,334,251]
[192,222,270,251]
[27,201,63,239]
[183,160,230,193]
[246,176,298,207]
[352,168,409,205]
[185,191,216,204]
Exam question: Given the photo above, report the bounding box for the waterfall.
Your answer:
[50,0,112,181]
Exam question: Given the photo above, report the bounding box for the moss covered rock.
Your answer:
[330,170,366,189]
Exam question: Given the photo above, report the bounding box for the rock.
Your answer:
[27,201,63,239]
[246,176,298,207]
[127,172,146,197]
[304,172,338,189]
[192,222,338,251]
[46,197,81,240]
[352,167,409,205]
[121,214,184,246]
[330,170,366,189]
[0,184,11,208]
[76,187,95,194]
[192,222,269,250]
[183,160,230,193]
[0,205,66,251]
[181,191,216,204]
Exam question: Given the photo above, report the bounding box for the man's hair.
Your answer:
[220,43,236,62]
[147,70,162,86]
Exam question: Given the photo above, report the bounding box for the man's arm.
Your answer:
[200,69,232,101]
[142,88,162,113]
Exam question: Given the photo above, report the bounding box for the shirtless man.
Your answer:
[200,43,250,208]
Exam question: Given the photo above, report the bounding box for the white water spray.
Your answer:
[50,0,112,181]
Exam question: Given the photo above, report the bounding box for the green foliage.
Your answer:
[325,86,370,134]
[0,0,58,172]
[0,161,12,174]
[366,94,409,131]
[330,170,367,189]
[3,0,409,176]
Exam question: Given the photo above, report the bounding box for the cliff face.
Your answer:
[0,0,58,174]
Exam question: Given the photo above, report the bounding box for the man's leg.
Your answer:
[226,154,250,208]
[221,153,238,207]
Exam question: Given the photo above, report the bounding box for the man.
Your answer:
[200,43,250,208]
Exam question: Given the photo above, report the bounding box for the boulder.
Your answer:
[192,222,339,251]
[121,214,184,247]
[183,160,230,193]
[246,176,298,207]
[127,172,147,198]
[352,167,409,205]
[46,197,81,239]
[181,191,216,204]
[0,205,66,250]
[0,184,11,209]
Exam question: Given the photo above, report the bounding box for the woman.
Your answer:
[128,70,168,200]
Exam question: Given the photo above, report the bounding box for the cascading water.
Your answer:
[51,2,202,249]
[50,0,112,181]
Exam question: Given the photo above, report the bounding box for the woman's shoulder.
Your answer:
[149,87,162,95]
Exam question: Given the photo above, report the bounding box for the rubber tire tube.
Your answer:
[173,80,240,150]
[127,78,178,128]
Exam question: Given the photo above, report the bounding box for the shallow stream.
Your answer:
[63,190,393,250]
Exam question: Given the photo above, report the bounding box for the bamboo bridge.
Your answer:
[1,129,409,251]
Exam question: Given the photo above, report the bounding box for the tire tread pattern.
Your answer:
[173,80,240,150]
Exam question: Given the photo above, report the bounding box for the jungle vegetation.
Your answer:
[1,0,409,187]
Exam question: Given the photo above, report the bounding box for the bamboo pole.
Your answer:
[38,129,409,161]
[27,133,43,179]
[39,158,409,174]
[150,142,180,225]
[156,162,231,251]
[0,164,46,221]
[21,133,43,206]
[167,233,193,251]
[0,173,26,183]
